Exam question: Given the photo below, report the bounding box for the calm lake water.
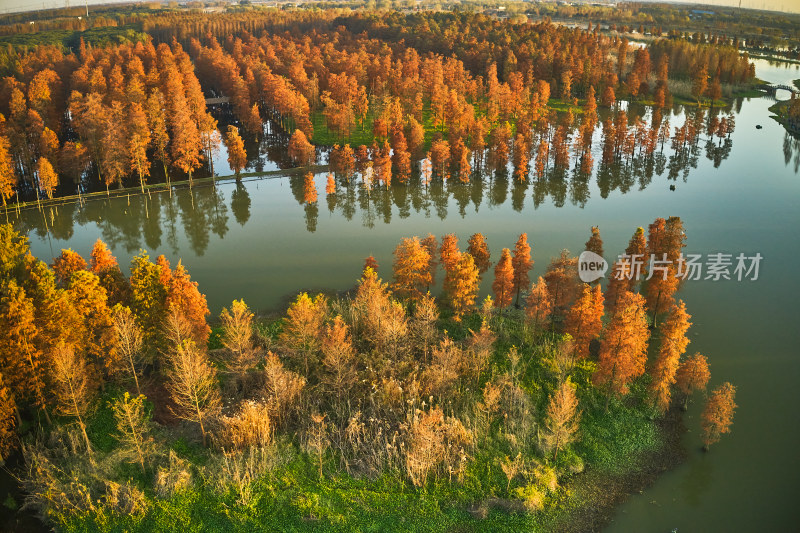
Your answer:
[11,58,800,531]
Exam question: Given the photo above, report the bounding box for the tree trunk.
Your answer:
[130,355,141,396]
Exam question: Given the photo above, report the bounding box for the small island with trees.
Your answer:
[0,218,735,531]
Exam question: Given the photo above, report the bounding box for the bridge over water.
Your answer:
[759,83,799,96]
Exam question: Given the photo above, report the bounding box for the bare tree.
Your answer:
[51,342,95,456]
[111,392,154,473]
[320,316,357,407]
[262,352,305,428]
[112,305,145,395]
[165,339,220,446]
[219,299,258,375]
[500,452,524,492]
[163,305,194,354]
[306,413,329,480]
[543,379,581,462]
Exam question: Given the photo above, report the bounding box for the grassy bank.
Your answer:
[768,99,800,134]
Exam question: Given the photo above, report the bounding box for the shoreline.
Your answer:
[556,408,687,532]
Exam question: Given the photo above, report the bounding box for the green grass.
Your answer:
[86,388,123,454]
[310,104,443,149]
[577,401,660,474]
[311,111,378,147]
[0,24,147,50]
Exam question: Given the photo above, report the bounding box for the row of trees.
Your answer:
[0,38,254,207]
[384,223,735,446]
[0,9,753,205]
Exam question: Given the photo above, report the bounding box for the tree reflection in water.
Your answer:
[14,104,790,251]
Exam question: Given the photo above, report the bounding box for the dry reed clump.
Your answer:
[215,400,272,451]
[154,450,193,498]
[212,445,284,507]
[338,410,403,478]
[20,427,149,520]
[103,480,147,516]
[20,439,95,519]
[403,407,472,487]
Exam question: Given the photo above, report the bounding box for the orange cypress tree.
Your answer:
[392,237,433,303]
[645,264,679,327]
[90,239,117,274]
[646,218,666,260]
[90,239,129,305]
[563,285,604,359]
[604,260,630,317]
[467,233,491,277]
[66,270,116,380]
[0,281,49,422]
[675,353,710,410]
[225,125,248,177]
[37,157,58,200]
[663,217,686,263]
[624,226,647,291]
[0,135,17,214]
[430,139,450,178]
[165,260,211,347]
[647,300,691,414]
[701,382,736,451]
[363,255,379,274]
[439,233,460,279]
[585,226,604,258]
[511,233,533,306]
[167,76,203,185]
[146,90,171,186]
[128,102,151,192]
[525,276,552,331]
[445,251,480,320]
[420,234,439,288]
[0,372,17,462]
[303,172,317,204]
[390,126,411,183]
[492,248,515,309]
[52,248,88,287]
[280,292,327,375]
[512,133,530,181]
[289,129,315,166]
[627,226,647,257]
[543,250,581,319]
[594,290,650,407]
[320,315,357,404]
[156,255,173,291]
[102,102,129,191]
